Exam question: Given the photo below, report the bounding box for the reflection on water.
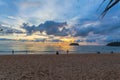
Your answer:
[0,41,74,53]
[0,41,120,54]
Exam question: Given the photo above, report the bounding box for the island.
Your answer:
[69,43,79,46]
[106,42,120,46]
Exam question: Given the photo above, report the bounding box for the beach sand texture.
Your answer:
[0,54,120,80]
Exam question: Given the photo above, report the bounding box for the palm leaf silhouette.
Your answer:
[99,0,120,18]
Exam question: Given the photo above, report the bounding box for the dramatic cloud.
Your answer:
[0,0,120,44]
[21,21,69,36]
[21,18,120,43]
[69,18,120,36]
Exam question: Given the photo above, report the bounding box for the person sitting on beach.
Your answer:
[111,51,114,54]
[97,51,101,54]
[56,51,59,55]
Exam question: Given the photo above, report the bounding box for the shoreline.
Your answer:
[0,52,119,56]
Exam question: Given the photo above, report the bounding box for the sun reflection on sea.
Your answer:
[23,42,74,52]
[57,42,74,51]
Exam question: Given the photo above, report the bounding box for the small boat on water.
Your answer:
[69,43,79,46]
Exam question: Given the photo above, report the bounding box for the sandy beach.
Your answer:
[0,53,120,80]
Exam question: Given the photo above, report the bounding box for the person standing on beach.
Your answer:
[12,50,14,55]
[67,50,69,54]
[26,50,28,54]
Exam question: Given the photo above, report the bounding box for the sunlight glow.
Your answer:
[60,37,75,42]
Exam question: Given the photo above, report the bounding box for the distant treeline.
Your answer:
[107,42,120,46]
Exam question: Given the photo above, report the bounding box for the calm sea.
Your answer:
[0,41,120,55]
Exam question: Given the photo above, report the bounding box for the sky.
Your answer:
[0,0,120,45]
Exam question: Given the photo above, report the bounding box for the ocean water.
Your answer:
[0,41,120,55]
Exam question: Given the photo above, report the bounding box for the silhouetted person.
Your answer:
[56,51,59,55]
[26,50,28,54]
[12,50,14,55]
[111,51,114,54]
[97,51,101,54]
[67,50,69,54]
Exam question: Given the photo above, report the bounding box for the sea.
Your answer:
[0,41,120,55]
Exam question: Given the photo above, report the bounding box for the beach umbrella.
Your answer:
[99,0,120,18]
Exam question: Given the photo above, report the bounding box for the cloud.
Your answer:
[71,17,120,44]
[19,0,42,11]
[21,21,69,36]
[6,16,17,20]
[0,25,23,34]
[69,18,120,37]
[21,17,120,42]
[1,17,120,44]
[17,0,96,25]
[0,0,120,44]
[0,15,27,29]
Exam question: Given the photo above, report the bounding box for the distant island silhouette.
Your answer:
[69,43,79,46]
[107,42,120,46]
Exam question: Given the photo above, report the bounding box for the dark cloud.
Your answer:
[21,21,69,36]
[21,19,120,43]
[71,18,120,38]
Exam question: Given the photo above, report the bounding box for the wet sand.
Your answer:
[0,54,120,80]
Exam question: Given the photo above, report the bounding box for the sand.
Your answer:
[0,54,120,80]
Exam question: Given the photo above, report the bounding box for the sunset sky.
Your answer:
[0,0,120,45]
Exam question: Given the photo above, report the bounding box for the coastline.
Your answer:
[0,53,120,79]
